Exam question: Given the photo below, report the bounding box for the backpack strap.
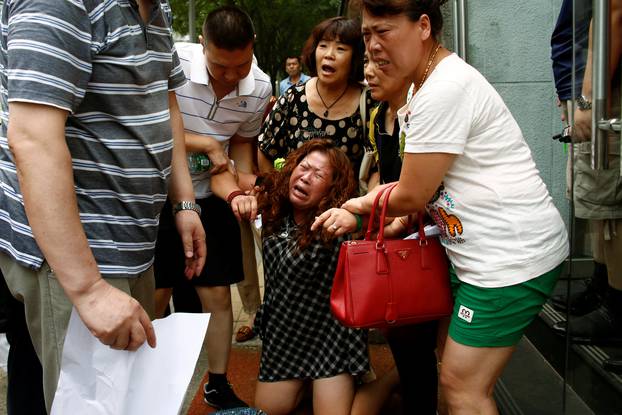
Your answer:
[368,105,380,162]
[359,85,369,139]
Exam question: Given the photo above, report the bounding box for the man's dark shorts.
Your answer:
[154,196,244,288]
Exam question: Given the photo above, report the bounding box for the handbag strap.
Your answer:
[376,183,398,247]
[375,184,427,247]
[364,185,390,241]
[416,213,427,243]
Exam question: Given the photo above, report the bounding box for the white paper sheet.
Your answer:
[404,224,441,240]
[51,310,210,415]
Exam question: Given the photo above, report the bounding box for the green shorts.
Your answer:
[448,264,563,347]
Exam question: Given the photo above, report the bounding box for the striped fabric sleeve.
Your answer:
[6,0,92,113]
[161,1,186,91]
[169,46,187,91]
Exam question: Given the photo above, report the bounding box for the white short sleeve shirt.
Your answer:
[175,42,272,198]
[398,54,568,287]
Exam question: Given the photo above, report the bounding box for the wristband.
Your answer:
[226,190,245,205]
[354,214,363,232]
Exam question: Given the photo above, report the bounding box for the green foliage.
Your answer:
[169,0,343,87]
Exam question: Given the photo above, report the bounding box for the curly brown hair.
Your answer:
[258,139,357,251]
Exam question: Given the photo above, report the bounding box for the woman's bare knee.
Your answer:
[255,380,303,415]
[439,365,464,401]
[313,374,354,415]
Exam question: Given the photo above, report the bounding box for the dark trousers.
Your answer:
[0,271,46,415]
[386,320,439,415]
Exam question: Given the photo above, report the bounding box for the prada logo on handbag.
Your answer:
[396,249,411,260]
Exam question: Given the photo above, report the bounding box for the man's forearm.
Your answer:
[257,150,274,173]
[210,135,255,198]
[582,2,621,97]
[8,103,102,300]
[210,170,242,200]
[168,92,196,204]
[185,131,222,154]
[229,136,256,174]
[582,21,593,98]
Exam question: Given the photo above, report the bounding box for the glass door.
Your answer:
[556,0,622,413]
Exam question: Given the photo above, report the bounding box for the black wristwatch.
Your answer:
[172,200,202,216]
[576,95,592,111]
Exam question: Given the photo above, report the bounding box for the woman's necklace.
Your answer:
[417,43,442,90]
[315,80,349,117]
[399,44,441,160]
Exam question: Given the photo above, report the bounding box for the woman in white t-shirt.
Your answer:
[317,1,569,413]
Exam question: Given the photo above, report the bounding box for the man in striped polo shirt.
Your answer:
[153,5,271,410]
[0,1,206,412]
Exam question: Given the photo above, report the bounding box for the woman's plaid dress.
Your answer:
[254,217,369,381]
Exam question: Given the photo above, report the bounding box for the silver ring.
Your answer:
[331,224,338,231]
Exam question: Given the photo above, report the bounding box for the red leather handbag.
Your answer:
[330,183,453,329]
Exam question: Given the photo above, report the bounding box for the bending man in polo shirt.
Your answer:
[0,1,206,412]
[153,5,271,410]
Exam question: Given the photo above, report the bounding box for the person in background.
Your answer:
[0,268,46,414]
[549,0,601,316]
[279,55,311,96]
[153,5,271,410]
[0,0,205,412]
[333,1,569,413]
[362,51,442,414]
[551,0,622,356]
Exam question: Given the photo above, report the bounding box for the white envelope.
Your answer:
[52,310,209,415]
